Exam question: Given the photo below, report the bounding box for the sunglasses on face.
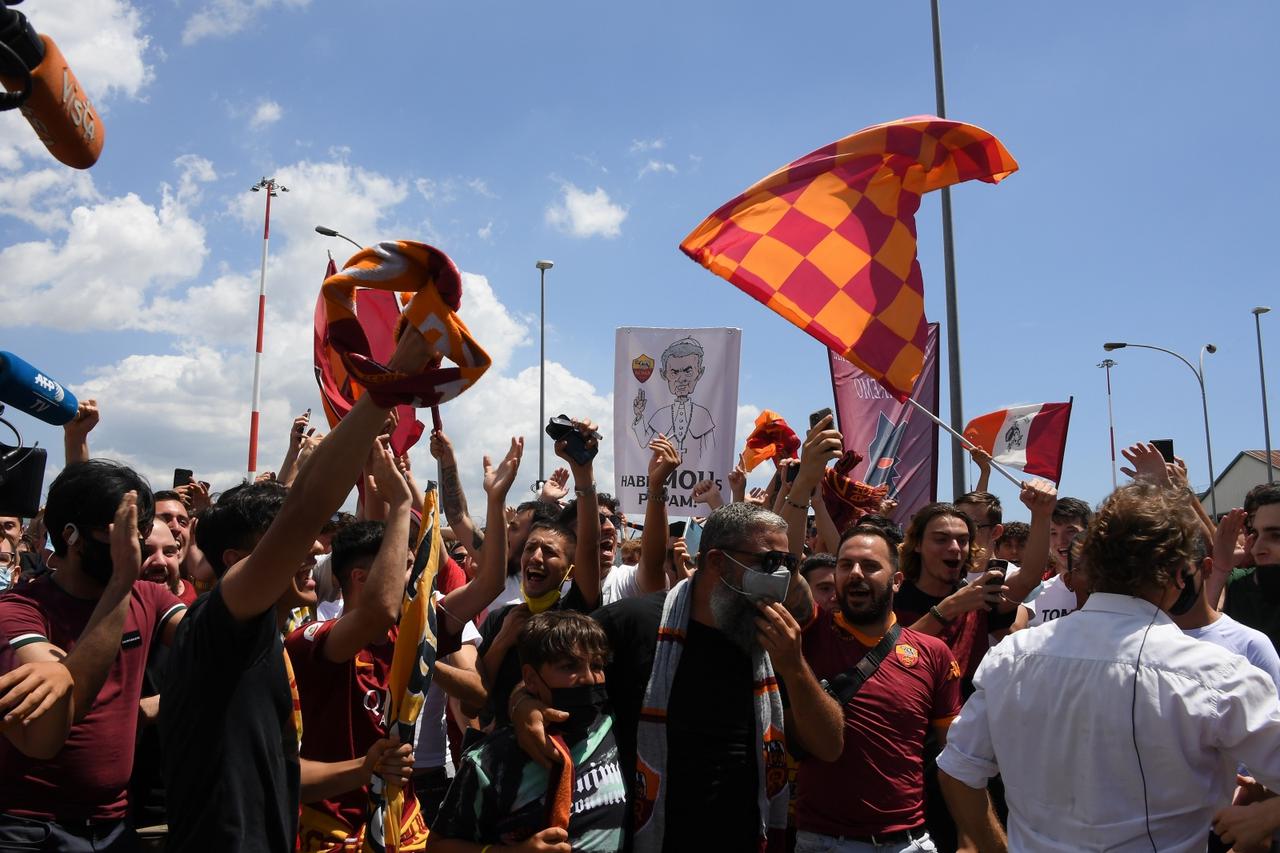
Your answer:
[723,548,799,573]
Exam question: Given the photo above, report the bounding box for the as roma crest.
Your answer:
[895,643,920,668]
[632,354,654,383]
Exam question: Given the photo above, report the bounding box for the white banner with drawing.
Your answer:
[613,327,741,515]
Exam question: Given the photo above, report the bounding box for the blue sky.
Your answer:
[2,0,1277,519]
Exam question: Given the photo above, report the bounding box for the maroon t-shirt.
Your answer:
[797,610,962,837]
[286,619,417,843]
[0,576,185,821]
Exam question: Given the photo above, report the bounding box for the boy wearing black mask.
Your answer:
[428,611,626,853]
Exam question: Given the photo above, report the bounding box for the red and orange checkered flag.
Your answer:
[680,116,1017,400]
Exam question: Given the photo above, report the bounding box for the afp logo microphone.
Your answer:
[0,5,103,169]
[0,352,79,426]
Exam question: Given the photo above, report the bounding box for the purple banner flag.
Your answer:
[828,323,940,527]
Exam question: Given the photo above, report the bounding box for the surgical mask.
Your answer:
[522,564,574,614]
[720,551,793,604]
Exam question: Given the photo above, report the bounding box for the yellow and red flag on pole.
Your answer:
[362,487,443,853]
[680,116,1017,400]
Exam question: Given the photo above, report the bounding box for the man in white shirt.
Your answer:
[938,482,1280,853]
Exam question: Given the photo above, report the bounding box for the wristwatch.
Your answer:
[929,604,953,625]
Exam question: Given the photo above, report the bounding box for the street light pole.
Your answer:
[247,177,287,482]
[930,0,966,499]
[536,260,554,486]
[1253,307,1274,483]
[1098,358,1118,489]
[314,225,363,253]
[1102,341,1218,516]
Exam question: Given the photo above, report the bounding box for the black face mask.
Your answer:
[1256,567,1280,603]
[549,683,609,733]
[79,536,116,586]
[1167,567,1201,616]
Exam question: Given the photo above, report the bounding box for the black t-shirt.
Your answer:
[592,591,760,853]
[1224,568,1280,654]
[128,641,169,828]
[478,583,589,727]
[160,587,299,853]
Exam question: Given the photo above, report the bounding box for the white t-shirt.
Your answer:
[1184,614,1280,697]
[1025,575,1078,627]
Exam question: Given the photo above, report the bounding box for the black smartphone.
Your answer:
[809,407,834,430]
[1151,439,1175,463]
[669,521,687,538]
[785,462,800,483]
[545,415,600,466]
[984,558,1008,609]
[173,468,194,488]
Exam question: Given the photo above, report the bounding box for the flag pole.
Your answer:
[905,397,1022,488]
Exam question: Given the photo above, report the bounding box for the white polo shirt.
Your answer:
[938,593,1280,852]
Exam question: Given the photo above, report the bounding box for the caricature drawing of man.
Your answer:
[631,336,715,466]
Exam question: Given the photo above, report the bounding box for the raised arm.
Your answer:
[438,438,523,631]
[969,447,992,494]
[62,399,98,465]
[0,492,143,757]
[783,415,842,558]
[559,418,602,610]
[219,332,430,622]
[638,435,680,595]
[321,437,414,662]
[277,411,311,487]
[432,429,480,557]
[1003,479,1056,605]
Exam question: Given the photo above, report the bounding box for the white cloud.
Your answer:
[0,168,99,231]
[29,0,154,101]
[630,138,666,154]
[172,154,218,204]
[545,184,627,239]
[477,221,494,240]
[638,159,677,179]
[183,0,312,45]
[249,100,283,129]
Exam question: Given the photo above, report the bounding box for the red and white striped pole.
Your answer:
[1099,358,1118,489]
[247,177,287,481]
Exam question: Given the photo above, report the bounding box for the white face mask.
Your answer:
[720,551,792,604]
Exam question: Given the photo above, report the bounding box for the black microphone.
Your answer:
[0,5,104,169]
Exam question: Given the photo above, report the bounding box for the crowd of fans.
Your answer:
[2,351,1280,853]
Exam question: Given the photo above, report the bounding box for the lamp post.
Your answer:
[536,260,554,486]
[1253,307,1275,483]
[1103,341,1218,516]
[929,0,967,499]
[314,225,363,253]
[246,177,287,482]
[1098,358,1118,489]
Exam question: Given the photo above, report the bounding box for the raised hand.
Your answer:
[794,414,843,494]
[369,436,413,507]
[692,480,724,510]
[484,437,525,499]
[745,487,769,507]
[1018,478,1057,517]
[288,411,311,449]
[175,479,211,512]
[64,399,99,441]
[540,468,570,502]
[109,491,142,586]
[647,435,681,487]
[554,417,599,474]
[1120,443,1172,488]
[632,389,646,424]
[968,445,992,471]
[727,454,747,502]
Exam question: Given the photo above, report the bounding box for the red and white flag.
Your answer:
[963,400,1072,483]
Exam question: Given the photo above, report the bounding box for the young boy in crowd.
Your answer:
[428,611,626,853]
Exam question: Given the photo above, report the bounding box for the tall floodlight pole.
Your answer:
[247,177,287,481]
[930,0,965,498]
[536,260,555,486]
[1099,358,1118,489]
